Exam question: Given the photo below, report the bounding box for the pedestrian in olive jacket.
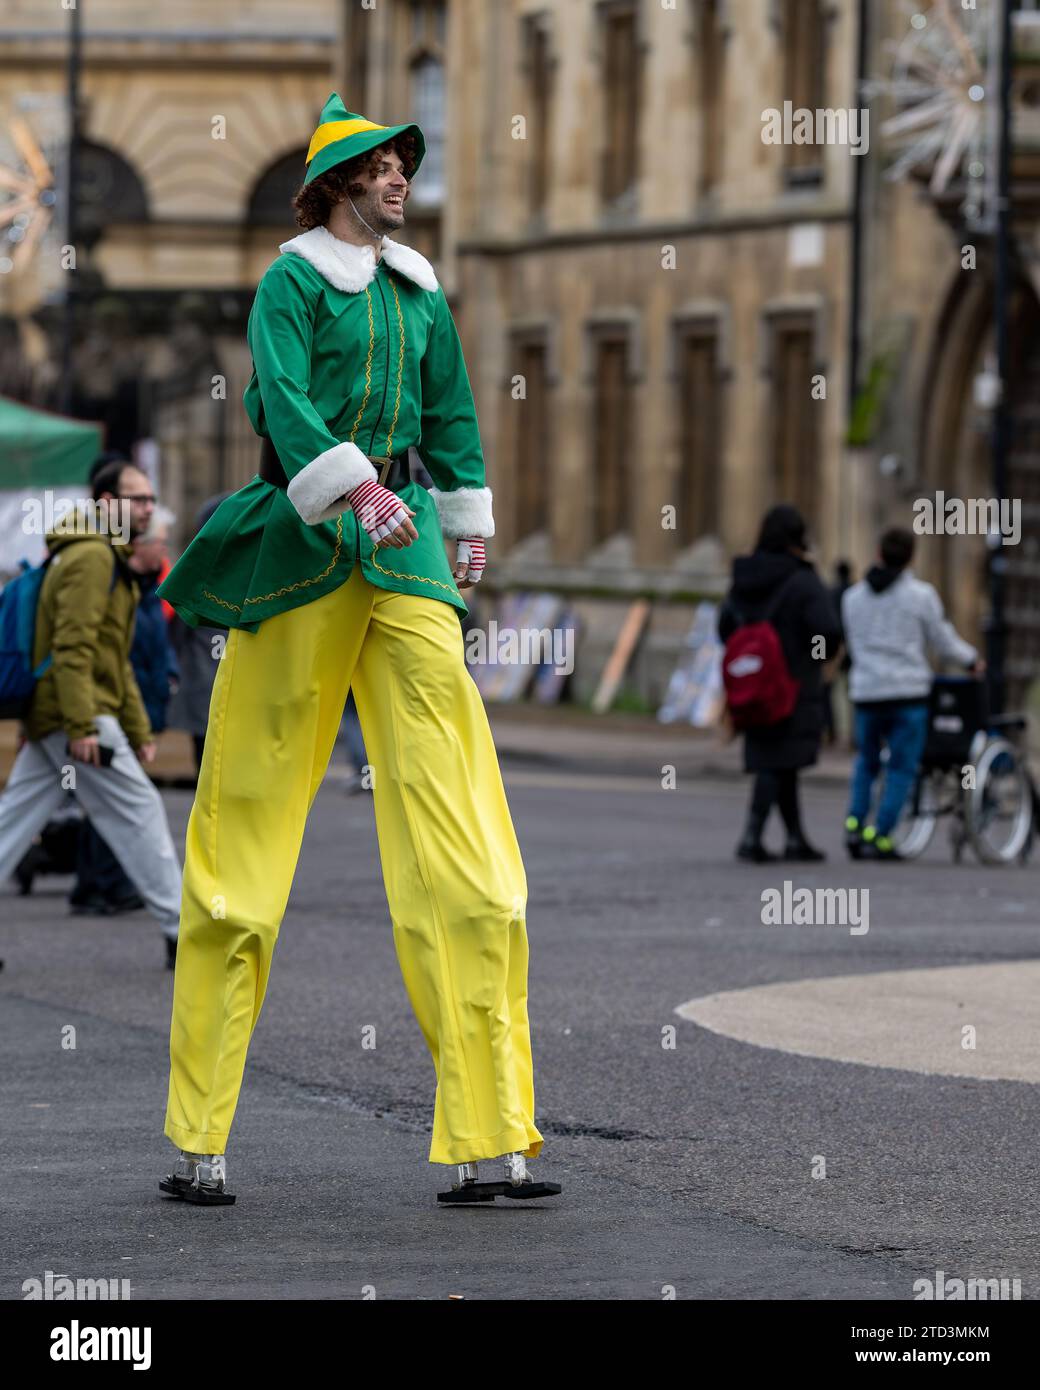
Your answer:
[0,461,182,962]
[718,505,843,862]
[25,528,151,748]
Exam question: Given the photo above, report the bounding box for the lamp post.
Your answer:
[985,0,1012,717]
[60,0,82,416]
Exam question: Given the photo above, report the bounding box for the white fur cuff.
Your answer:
[429,486,496,539]
[286,441,377,524]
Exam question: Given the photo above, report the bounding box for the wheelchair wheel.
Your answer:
[891,767,943,859]
[966,737,1033,865]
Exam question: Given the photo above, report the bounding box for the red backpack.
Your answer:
[722,575,801,729]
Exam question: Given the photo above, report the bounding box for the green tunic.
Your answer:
[157,226,495,632]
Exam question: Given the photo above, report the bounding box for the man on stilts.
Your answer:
[157,95,560,1207]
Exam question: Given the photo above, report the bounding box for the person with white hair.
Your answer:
[126,504,179,736]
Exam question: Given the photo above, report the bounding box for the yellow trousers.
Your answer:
[164,563,543,1166]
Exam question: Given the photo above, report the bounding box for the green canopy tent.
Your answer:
[0,396,103,576]
[0,395,102,486]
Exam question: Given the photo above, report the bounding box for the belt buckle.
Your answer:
[370,455,392,486]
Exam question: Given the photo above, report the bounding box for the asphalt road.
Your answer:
[3,752,1038,1301]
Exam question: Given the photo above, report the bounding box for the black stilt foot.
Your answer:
[182,1184,236,1206]
[438,1179,562,1204]
[158,1173,192,1199]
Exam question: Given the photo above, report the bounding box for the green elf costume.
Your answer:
[162,170,483,627]
[158,95,560,1208]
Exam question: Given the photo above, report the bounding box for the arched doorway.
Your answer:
[1003,282,1040,707]
[918,268,1040,708]
[247,148,308,230]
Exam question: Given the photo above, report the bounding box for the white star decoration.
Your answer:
[865,0,992,202]
[0,112,57,274]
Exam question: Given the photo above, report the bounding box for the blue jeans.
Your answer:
[848,701,930,836]
[341,689,368,773]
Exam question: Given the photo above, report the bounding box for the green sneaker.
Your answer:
[861,826,903,861]
[845,815,863,859]
[872,833,903,862]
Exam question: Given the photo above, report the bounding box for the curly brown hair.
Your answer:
[291,133,420,230]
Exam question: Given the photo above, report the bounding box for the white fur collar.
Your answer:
[278,224,438,294]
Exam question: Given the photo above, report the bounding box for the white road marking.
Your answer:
[501,769,747,796]
[676,961,1040,1082]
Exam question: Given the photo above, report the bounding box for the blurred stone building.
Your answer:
[446,0,1040,706]
[2,0,1040,706]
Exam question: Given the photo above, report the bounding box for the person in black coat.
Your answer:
[718,505,843,862]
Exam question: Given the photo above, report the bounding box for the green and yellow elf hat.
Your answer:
[303,92,426,185]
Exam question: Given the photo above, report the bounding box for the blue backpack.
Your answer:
[0,555,55,719]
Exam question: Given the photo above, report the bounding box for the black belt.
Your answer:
[259,436,410,491]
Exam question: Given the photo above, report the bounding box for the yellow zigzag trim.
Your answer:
[369,546,461,596]
[203,516,344,613]
[199,590,242,614]
[350,289,375,443]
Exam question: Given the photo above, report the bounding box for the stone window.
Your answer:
[406,0,446,206]
[343,0,370,110]
[782,0,826,188]
[768,310,821,524]
[677,324,722,543]
[697,0,726,198]
[590,327,632,541]
[514,335,551,540]
[599,1,641,209]
[522,12,555,220]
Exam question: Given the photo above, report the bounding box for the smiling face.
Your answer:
[292,131,420,235]
[348,145,410,232]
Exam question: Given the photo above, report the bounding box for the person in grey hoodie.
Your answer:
[841,526,983,859]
